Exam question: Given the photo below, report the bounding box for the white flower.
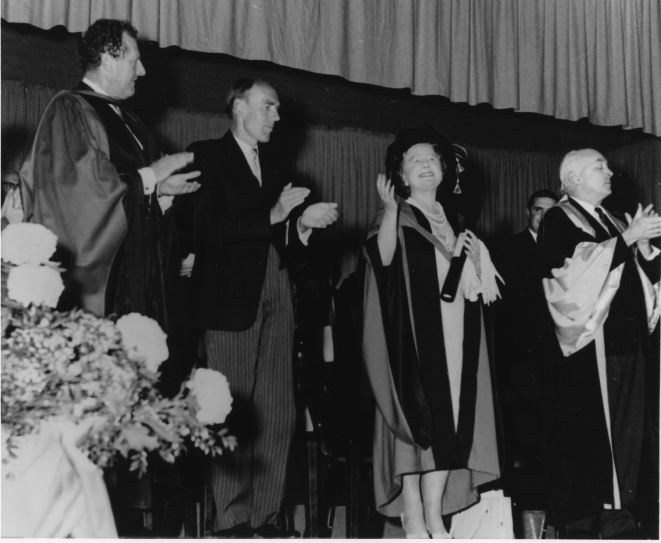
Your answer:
[13,362,48,402]
[116,313,168,373]
[7,264,64,307]
[188,368,233,425]
[2,223,57,265]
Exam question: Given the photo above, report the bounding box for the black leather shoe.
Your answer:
[254,523,300,538]
[212,523,255,538]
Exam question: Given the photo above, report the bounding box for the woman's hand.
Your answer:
[376,174,398,266]
[455,229,481,274]
[376,174,397,214]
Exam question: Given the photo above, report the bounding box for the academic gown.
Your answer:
[538,198,660,526]
[362,201,499,517]
[20,86,166,325]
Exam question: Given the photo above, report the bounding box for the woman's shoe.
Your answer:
[426,521,451,539]
[401,513,430,539]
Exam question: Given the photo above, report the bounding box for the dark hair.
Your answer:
[224,77,272,118]
[385,127,456,199]
[79,19,138,72]
[527,188,559,209]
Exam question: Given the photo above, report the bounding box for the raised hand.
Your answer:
[376,174,397,213]
[299,202,339,230]
[270,183,310,224]
[150,152,195,183]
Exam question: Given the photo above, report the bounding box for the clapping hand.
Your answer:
[158,171,201,195]
[179,253,195,277]
[270,183,310,224]
[623,203,661,248]
[376,174,397,213]
[299,202,339,230]
[151,152,201,195]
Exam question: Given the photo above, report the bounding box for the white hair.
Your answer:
[558,149,600,196]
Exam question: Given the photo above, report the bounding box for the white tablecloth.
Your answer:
[2,420,117,537]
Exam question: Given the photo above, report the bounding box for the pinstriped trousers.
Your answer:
[204,246,296,530]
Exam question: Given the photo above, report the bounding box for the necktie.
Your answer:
[109,104,144,151]
[251,147,262,185]
[595,206,619,237]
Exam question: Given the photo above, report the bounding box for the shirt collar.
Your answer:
[82,77,110,97]
[571,196,601,219]
[527,228,538,242]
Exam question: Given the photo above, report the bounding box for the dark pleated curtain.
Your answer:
[3,80,660,278]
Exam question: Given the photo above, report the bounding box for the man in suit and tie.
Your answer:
[538,149,660,538]
[180,78,338,537]
[21,18,200,323]
[495,189,557,524]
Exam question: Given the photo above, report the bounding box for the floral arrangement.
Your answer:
[1,223,236,475]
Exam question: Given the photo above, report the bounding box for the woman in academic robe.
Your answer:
[361,127,501,538]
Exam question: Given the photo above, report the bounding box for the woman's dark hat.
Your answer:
[385,126,457,189]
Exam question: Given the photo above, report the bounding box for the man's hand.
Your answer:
[150,152,195,182]
[622,203,661,246]
[158,171,201,195]
[270,183,310,224]
[179,253,195,277]
[298,202,339,232]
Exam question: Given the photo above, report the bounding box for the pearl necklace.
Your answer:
[407,198,456,251]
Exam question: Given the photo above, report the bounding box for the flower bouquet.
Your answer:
[1,223,236,537]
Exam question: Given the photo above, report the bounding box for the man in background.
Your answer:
[495,189,557,529]
[179,78,338,537]
[538,149,660,538]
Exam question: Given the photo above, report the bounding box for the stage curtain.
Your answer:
[2,0,660,136]
[3,79,659,277]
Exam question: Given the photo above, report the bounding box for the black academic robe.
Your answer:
[362,201,499,515]
[20,85,166,325]
[538,198,659,526]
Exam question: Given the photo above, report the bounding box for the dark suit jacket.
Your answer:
[494,228,555,502]
[178,130,305,331]
[497,229,546,354]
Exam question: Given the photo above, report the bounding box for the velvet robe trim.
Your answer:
[549,198,660,346]
[362,202,485,468]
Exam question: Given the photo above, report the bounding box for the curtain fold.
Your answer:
[2,0,660,136]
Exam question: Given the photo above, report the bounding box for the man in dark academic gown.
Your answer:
[18,19,201,536]
[538,149,660,538]
[495,189,557,517]
[20,19,199,325]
